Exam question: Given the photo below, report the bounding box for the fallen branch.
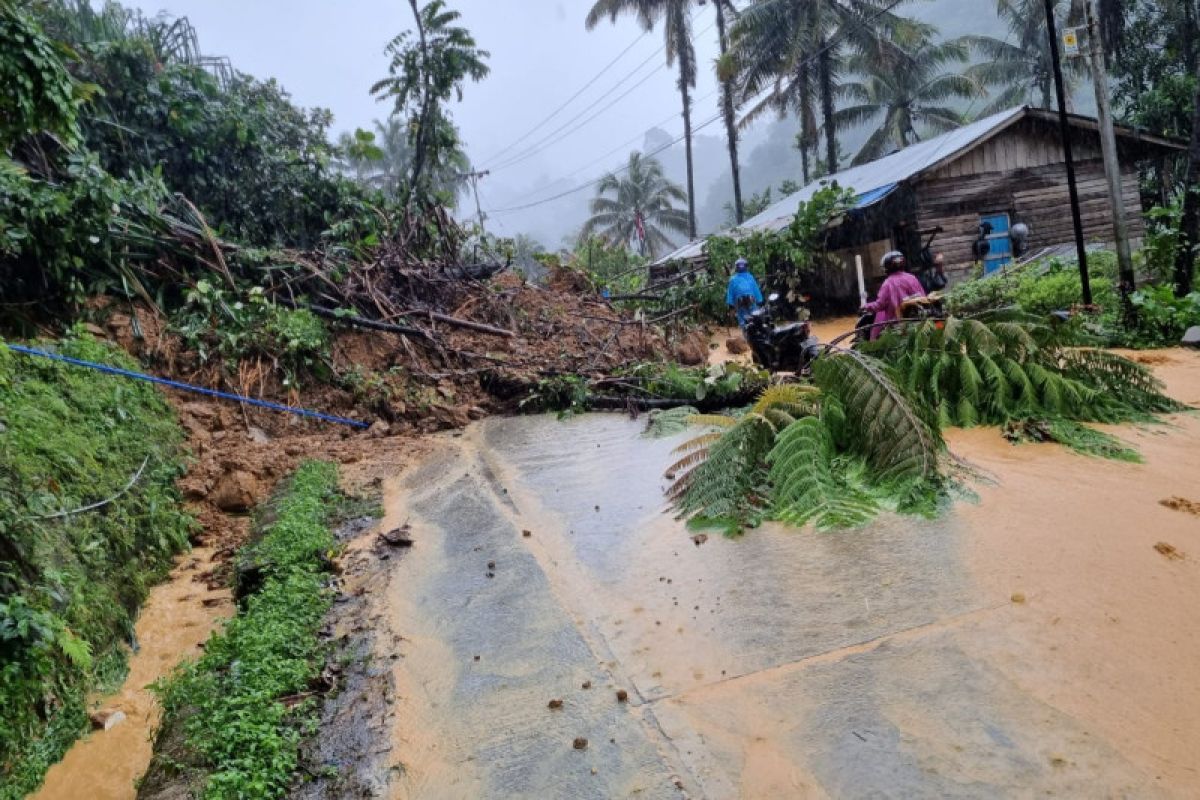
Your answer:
[293,302,430,339]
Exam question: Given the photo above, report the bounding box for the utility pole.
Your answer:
[463,169,490,235]
[1044,0,1092,305]
[1084,0,1136,319]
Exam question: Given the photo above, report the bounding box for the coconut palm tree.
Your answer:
[586,0,699,239]
[713,0,745,223]
[731,0,914,182]
[966,0,1085,114]
[581,151,690,257]
[835,30,983,165]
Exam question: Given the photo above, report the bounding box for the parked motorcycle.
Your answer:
[854,292,947,345]
[744,293,822,374]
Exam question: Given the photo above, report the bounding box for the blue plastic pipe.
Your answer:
[4,343,370,429]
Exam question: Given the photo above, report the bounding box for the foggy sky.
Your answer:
[122,0,1015,248]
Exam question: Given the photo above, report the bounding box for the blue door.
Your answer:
[981,213,1013,275]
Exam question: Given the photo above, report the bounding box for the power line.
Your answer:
[488,17,717,174]
[487,0,909,216]
[476,30,650,168]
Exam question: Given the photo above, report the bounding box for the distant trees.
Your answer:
[581,151,690,257]
[335,118,469,207]
[372,0,489,205]
[586,0,700,239]
[966,0,1083,114]
[836,28,982,164]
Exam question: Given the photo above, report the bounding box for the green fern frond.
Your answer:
[669,414,775,535]
[767,417,881,531]
[643,406,700,438]
[813,350,942,484]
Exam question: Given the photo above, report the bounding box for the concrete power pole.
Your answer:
[1084,0,1136,315]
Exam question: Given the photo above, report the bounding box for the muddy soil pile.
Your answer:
[81,265,684,563]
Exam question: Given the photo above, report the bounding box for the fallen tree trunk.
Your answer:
[416,310,515,338]
[286,302,431,339]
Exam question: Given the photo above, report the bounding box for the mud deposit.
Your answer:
[373,348,1200,799]
[31,548,232,800]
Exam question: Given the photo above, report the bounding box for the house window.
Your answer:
[980,212,1013,275]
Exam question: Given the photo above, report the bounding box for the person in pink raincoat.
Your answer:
[862,251,925,340]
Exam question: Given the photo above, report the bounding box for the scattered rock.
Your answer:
[380,526,414,548]
[284,443,304,457]
[1182,325,1200,347]
[573,737,588,750]
[211,470,261,513]
[581,680,591,690]
[486,571,495,578]
[366,419,391,438]
[487,560,496,569]
[548,699,564,710]
[726,336,750,355]
[201,597,225,608]
[247,426,271,444]
[1155,542,1185,560]
[89,709,127,731]
[691,533,708,547]
[339,452,361,464]
[1160,496,1200,516]
[1010,593,1026,604]
[616,689,629,703]
[522,529,532,538]
[473,655,480,661]
[83,323,107,338]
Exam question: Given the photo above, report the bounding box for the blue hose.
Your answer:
[5,343,371,429]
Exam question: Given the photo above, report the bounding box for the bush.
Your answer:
[0,329,191,798]
[150,462,341,800]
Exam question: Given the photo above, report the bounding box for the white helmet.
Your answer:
[881,250,905,271]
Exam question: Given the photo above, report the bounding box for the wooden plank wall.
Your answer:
[917,157,1145,283]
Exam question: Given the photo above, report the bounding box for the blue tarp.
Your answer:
[853,183,898,209]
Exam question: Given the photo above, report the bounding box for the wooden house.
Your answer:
[652,106,1183,306]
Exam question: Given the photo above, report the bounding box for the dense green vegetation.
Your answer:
[0,329,191,799]
[669,314,1183,535]
[946,251,1200,347]
[147,462,342,800]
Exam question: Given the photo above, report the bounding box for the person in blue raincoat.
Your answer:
[725,258,764,327]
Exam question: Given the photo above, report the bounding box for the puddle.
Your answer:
[377,349,1200,799]
[31,547,233,800]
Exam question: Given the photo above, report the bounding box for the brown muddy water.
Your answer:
[372,346,1200,799]
[31,548,232,800]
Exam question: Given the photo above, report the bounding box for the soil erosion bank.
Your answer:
[358,348,1200,798]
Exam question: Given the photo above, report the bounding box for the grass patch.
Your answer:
[0,327,191,799]
[147,461,341,800]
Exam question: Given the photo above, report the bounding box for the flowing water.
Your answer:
[31,548,233,800]
[376,348,1200,799]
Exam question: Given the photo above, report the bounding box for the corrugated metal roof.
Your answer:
[654,105,1029,265]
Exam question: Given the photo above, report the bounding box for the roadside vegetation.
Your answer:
[140,462,344,800]
[0,329,191,799]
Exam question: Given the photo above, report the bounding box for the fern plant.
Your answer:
[665,315,1185,536]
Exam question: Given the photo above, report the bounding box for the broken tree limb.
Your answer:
[420,310,515,338]
[293,302,430,339]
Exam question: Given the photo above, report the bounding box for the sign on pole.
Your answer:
[1062,27,1081,57]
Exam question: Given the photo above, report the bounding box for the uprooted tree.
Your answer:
[667,313,1185,535]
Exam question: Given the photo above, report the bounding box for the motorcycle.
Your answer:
[743,293,822,374]
[854,292,947,345]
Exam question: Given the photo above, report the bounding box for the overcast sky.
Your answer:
[122,0,736,244]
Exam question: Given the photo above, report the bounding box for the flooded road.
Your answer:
[32,547,232,800]
[378,347,1200,800]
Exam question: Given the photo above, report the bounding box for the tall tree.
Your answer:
[586,0,699,239]
[580,151,690,257]
[731,0,912,182]
[967,0,1085,114]
[372,0,488,205]
[835,30,982,165]
[714,0,745,223]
